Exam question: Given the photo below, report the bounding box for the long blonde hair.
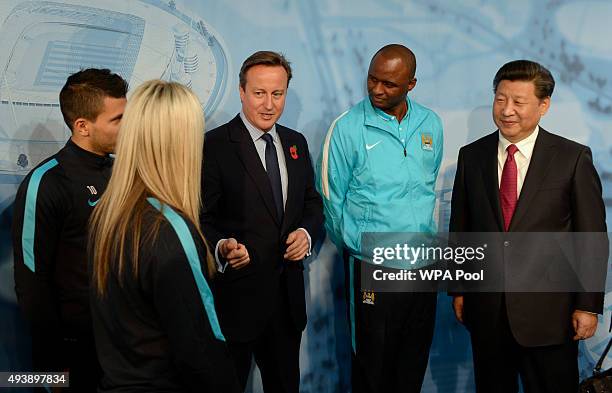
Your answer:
[90,80,213,296]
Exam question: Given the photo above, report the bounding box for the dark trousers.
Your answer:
[345,253,437,393]
[470,301,578,393]
[227,302,302,393]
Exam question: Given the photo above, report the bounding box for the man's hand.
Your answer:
[572,310,598,340]
[284,230,309,261]
[453,296,465,324]
[219,238,250,270]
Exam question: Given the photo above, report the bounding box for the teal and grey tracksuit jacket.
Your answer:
[316,96,444,261]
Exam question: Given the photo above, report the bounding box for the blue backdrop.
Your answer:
[1,1,611,392]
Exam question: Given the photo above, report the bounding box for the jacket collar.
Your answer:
[507,128,557,231]
[481,128,557,231]
[228,114,296,228]
[66,138,113,168]
[239,111,279,143]
[363,96,428,133]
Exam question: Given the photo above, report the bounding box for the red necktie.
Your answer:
[500,144,519,231]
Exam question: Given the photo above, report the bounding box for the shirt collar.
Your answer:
[368,98,410,122]
[364,96,412,132]
[498,125,539,160]
[372,105,395,122]
[240,111,278,143]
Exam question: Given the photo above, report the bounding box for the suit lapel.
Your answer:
[278,126,299,234]
[508,129,556,231]
[481,132,504,231]
[229,116,281,226]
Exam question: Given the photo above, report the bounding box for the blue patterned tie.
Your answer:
[262,133,284,221]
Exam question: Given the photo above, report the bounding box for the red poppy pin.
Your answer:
[290,145,298,160]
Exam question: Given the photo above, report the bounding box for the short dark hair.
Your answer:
[493,60,555,99]
[239,51,292,89]
[59,68,128,131]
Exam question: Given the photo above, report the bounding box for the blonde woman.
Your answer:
[89,80,239,393]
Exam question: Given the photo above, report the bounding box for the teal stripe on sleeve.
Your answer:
[22,159,59,272]
[147,198,225,341]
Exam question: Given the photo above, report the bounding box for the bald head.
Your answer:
[371,44,416,79]
[367,44,417,118]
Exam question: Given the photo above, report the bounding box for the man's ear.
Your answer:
[73,118,89,137]
[539,97,551,117]
[407,78,417,92]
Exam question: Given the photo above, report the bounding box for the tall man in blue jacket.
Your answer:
[317,44,444,393]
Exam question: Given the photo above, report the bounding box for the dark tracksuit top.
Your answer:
[89,200,240,393]
[12,139,113,373]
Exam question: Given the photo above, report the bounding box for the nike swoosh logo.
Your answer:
[88,199,100,207]
[366,141,382,150]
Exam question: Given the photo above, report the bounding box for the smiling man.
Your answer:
[450,60,607,393]
[317,44,444,393]
[12,68,127,392]
[201,51,323,393]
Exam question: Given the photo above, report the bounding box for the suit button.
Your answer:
[504,241,510,247]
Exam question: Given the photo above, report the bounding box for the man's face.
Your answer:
[239,65,288,131]
[367,56,416,114]
[87,96,127,155]
[493,80,550,143]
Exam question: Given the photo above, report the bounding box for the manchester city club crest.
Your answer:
[421,133,433,151]
[362,290,375,305]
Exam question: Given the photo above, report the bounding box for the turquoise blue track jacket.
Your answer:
[317,97,444,260]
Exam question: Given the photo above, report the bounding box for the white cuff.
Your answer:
[297,228,312,257]
[214,239,229,273]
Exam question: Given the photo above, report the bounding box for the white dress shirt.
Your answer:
[497,126,539,196]
[214,113,312,272]
[240,112,289,206]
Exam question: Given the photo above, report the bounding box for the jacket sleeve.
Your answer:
[433,115,444,182]
[570,146,608,314]
[149,225,240,393]
[316,119,353,250]
[12,172,65,371]
[449,147,469,234]
[297,134,324,246]
[448,147,468,297]
[201,138,227,249]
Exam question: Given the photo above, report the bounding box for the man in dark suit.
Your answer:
[450,60,607,393]
[201,51,323,393]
